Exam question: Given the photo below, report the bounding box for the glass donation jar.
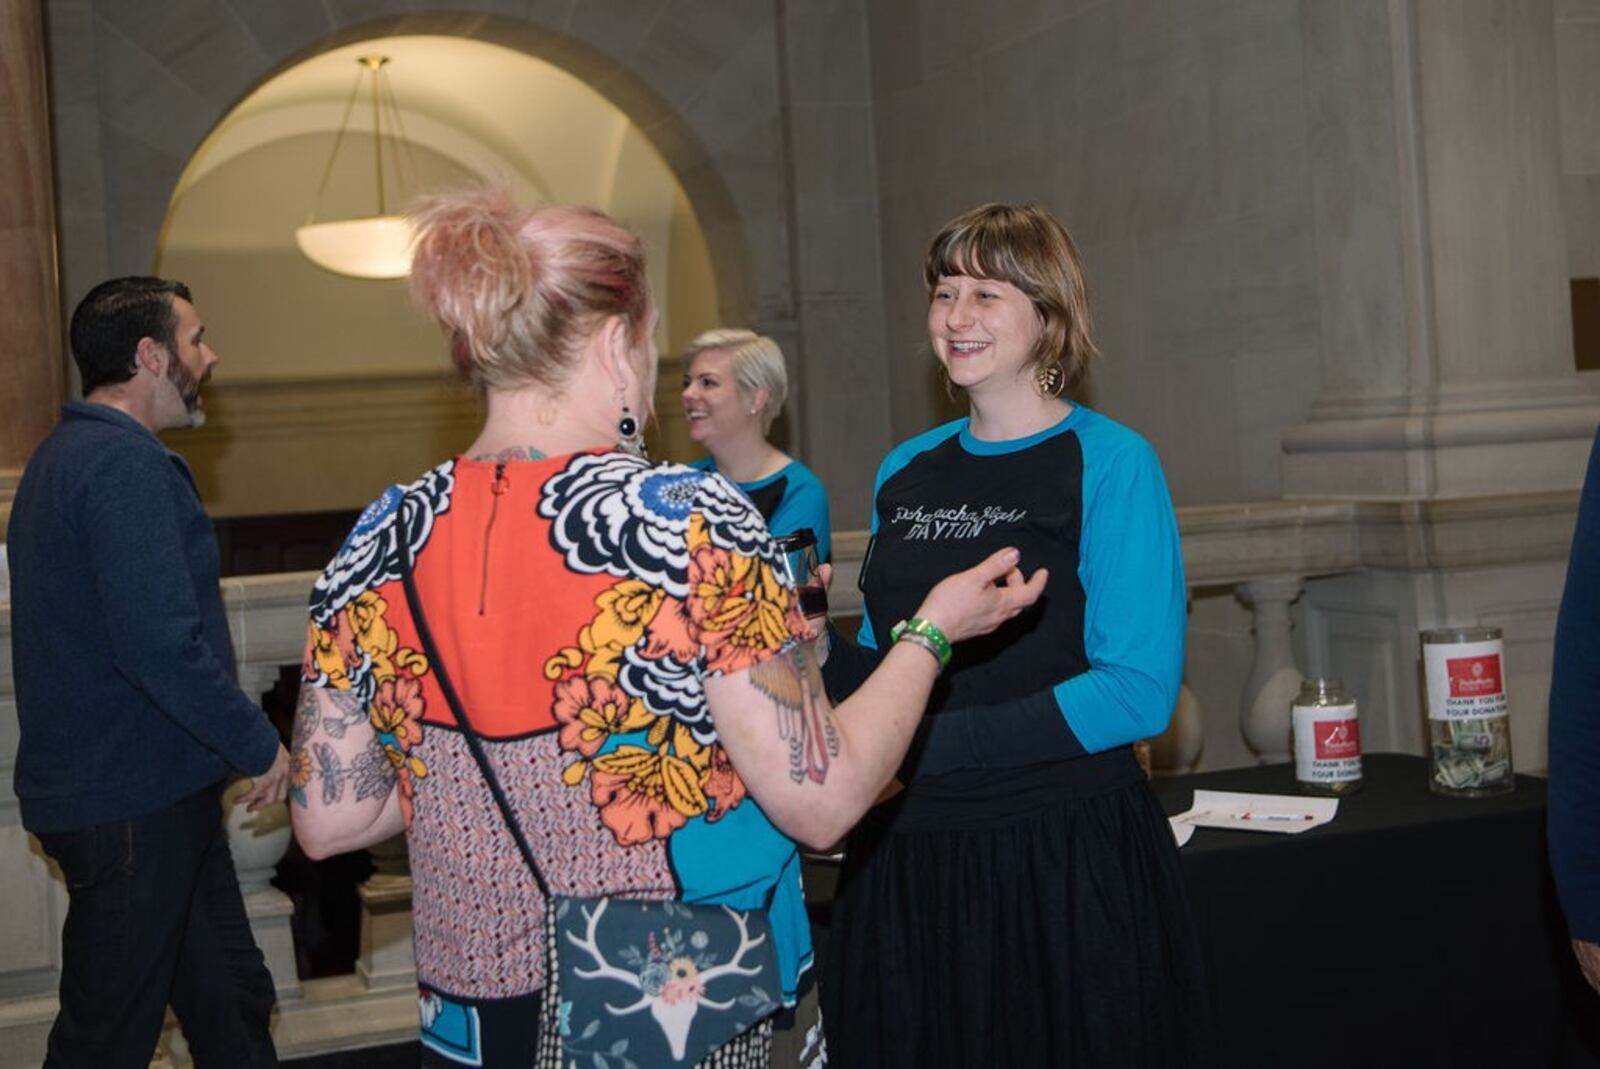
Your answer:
[1291,678,1363,796]
[1421,627,1515,797]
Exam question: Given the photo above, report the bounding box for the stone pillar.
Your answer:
[1239,576,1307,764]
[1286,0,1600,499]
[357,834,415,991]
[0,0,65,529]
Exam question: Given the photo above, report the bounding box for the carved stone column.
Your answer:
[0,0,65,530]
[1287,0,1599,499]
[224,661,300,998]
[1239,576,1306,764]
[357,834,415,991]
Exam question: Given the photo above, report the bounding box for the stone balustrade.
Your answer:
[0,488,1579,1064]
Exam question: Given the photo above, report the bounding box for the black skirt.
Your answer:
[818,747,1214,1068]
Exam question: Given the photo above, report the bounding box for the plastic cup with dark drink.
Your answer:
[773,529,828,620]
[797,584,829,618]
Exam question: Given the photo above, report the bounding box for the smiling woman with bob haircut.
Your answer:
[817,202,1215,1067]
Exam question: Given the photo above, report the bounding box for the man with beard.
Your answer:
[8,276,290,1067]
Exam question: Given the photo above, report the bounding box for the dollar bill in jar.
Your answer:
[1291,678,1363,795]
[1421,627,1515,797]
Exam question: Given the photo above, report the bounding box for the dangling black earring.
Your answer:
[617,402,647,458]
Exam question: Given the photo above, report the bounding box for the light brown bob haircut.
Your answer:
[408,183,652,392]
[923,203,1099,393]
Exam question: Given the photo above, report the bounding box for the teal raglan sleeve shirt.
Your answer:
[861,410,1186,777]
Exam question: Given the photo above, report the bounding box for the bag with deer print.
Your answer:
[534,894,781,1068]
[398,550,783,1068]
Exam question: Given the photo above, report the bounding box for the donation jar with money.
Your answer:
[1421,627,1515,797]
[1291,678,1363,795]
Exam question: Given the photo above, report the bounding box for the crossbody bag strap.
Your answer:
[397,537,552,901]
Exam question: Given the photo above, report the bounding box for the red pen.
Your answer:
[1238,812,1315,822]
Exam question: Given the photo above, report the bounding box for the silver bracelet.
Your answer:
[894,629,946,668]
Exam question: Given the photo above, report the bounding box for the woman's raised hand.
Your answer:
[914,547,1047,644]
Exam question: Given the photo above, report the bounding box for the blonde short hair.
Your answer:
[924,203,1098,394]
[408,183,652,391]
[682,328,788,434]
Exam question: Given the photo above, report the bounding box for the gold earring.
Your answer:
[1034,360,1065,398]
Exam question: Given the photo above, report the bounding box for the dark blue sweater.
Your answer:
[1550,429,1600,944]
[8,401,279,833]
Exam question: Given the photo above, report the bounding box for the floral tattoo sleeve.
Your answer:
[289,685,395,809]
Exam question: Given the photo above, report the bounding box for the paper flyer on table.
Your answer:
[1171,790,1339,836]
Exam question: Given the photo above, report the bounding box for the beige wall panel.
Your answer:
[163,374,480,518]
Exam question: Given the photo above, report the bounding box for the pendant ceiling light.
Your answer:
[295,55,417,279]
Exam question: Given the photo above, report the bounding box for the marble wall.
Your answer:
[1558,0,1600,284]
[864,0,1324,507]
[865,0,1600,508]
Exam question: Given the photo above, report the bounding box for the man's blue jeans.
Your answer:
[35,783,279,1068]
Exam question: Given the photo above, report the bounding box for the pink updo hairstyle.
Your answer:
[407,183,653,392]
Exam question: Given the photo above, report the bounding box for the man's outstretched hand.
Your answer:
[235,743,291,811]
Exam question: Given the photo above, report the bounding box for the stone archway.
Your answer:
[46,0,898,520]
[293,12,767,332]
[50,5,783,341]
[152,30,730,516]
[48,5,796,517]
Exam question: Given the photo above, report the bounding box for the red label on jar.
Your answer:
[1314,718,1360,760]
[1446,654,1502,697]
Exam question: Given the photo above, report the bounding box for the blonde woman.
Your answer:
[681,329,831,561]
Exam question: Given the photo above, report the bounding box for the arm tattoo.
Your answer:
[292,686,360,751]
[295,684,319,735]
[748,642,839,785]
[350,745,397,801]
[321,692,367,739]
[313,743,344,806]
[290,687,395,808]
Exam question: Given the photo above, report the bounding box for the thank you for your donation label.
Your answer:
[893,505,1027,541]
[1423,640,1509,722]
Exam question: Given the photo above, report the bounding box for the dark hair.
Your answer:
[924,203,1098,394]
[69,276,193,393]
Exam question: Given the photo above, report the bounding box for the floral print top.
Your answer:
[300,451,814,1005]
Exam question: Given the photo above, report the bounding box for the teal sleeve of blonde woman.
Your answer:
[768,461,832,564]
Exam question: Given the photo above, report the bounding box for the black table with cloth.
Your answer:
[1153,753,1600,1067]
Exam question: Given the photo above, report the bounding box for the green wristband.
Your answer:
[890,617,952,669]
